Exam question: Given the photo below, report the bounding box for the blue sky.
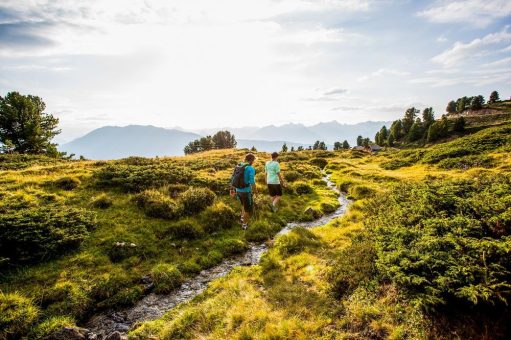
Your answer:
[1,0,510,142]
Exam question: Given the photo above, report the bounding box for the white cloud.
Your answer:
[418,0,511,28]
[358,68,410,82]
[432,26,511,67]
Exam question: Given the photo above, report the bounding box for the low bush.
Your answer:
[134,190,182,220]
[189,177,228,195]
[53,176,81,190]
[167,219,204,240]
[245,220,281,242]
[219,239,249,256]
[300,206,322,221]
[436,154,495,169]
[151,264,184,294]
[0,292,40,339]
[349,185,375,199]
[320,202,338,214]
[0,207,96,266]
[98,286,144,309]
[31,316,76,339]
[106,241,139,262]
[198,250,223,268]
[283,171,300,182]
[310,158,328,169]
[201,202,237,233]
[275,227,322,256]
[90,273,130,303]
[91,193,113,209]
[45,281,91,317]
[95,162,194,192]
[180,187,216,215]
[166,184,189,198]
[338,179,355,192]
[179,258,202,275]
[367,175,511,308]
[294,182,314,195]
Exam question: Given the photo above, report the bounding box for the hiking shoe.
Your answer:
[242,223,248,230]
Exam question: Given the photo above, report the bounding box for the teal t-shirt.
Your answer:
[265,160,281,185]
[236,163,256,193]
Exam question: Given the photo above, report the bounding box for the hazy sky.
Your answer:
[1,0,510,142]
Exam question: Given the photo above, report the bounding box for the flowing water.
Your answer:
[85,175,349,337]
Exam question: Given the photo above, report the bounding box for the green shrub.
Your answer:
[338,179,355,192]
[167,183,189,198]
[367,175,511,308]
[90,273,130,303]
[53,176,81,190]
[95,162,194,192]
[134,189,182,219]
[31,316,76,339]
[0,292,39,338]
[198,250,224,268]
[310,158,328,169]
[245,220,281,242]
[300,207,322,221]
[284,171,300,182]
[106,241,139,262]
[167,219,204,240]
[349,185,375,199]
[151,264,184,294]
[91,193,113,209]
[219,239,248,256]
[329,234,377,298]
[179,258,202,274]
[320,202,338,214]
[189,177,228,195]
[275,227,322,256]
[201,202,237,233]
[436,154,495,169]
[45,281,91,317]
[179,187,216,215]
[294,182,314,195]
[0,207,96,266]
[98,286,144,309]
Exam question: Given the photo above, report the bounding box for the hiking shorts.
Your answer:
[237,192,254,213]
[267,184,283,197]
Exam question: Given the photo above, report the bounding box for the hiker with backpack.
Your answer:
[265,152,286,212]
[230,153,257,230]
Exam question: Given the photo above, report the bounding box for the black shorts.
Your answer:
[267,184,282,197]
[236,192,253,213]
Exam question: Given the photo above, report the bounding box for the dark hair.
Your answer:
[245,153,256,163]
[271,152,279,159]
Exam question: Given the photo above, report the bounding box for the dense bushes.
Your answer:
[283,170,300,182]
[275,227,322,256]
[367,175,511,308]
[53,176,81,190]
[294,182,314,195]
[0,207,96,267]
[91,193,113,209]
[167,219,204,239]
[180,187,216,215]
[151,264,184,294]
[310,158,328,169]
[0,292,40,338]
[134,189,181,219]
[201,202,237,233]
[245,220,281,242]
[95,162,194,192]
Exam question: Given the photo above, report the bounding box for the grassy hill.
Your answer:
[1,117,510,338]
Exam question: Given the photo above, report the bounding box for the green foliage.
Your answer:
[0,92,61,155]
[184,131,237,154]
[436,154,494,169]
[294,182,314,195]
[320,202,338,214]
[489,90,500,104]
[0,292,40,338]
[95,161,194,192]
[0,206,96,267]
[245,220,280,242]
[106,241,139,262]
[31,316,76,339]
[427,116,449,142]
[201,202,236,233]
[283,170,300,182]
[349,185,375,200]
[218,239,248,256]
[343,140,350,149]
[45,280,91,317]
[167,219,204,239]
[0,154,65,170]
[310,158,328,169]
[151,264,184,293]
[53,176,81,190]
[134,189,182,219]
[367,176,511,308]
[329,234,377,298]
[453,116,465,132]
[275,227,322,256]
[91,193,113,209]
[180,187,216,215]
[446,101,457,114]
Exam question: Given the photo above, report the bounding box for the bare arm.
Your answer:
[278,172,286,187]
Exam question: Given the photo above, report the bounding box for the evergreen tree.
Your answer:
[1,139,15,154]
[427,115,449,142]
[342,140,350,149]
[456,96,467,113]
[318,141,327,150]
[313,140,320,150]
[333,141,342,150]
[281,143,288,152]
[446,101,457,114]
[356,135,363,146]
[297,146,304,151]
[374,132,381,146]
[387,133,395,146]
[250,146,257,152]
[453,116,466,132]
[212,130,237,149]
[362,138,370,147]
[0,92,61,154]
[290,146,295,152]
[389,119,404,141]
[422,108,435,128]
[402,107,418,134]
[408,119,423,142]
[470,96,483,110]
[489,90,500,104]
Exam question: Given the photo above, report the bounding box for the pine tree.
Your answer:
[333,142,342,150]
[281,143,288,152]
[489,90,500,104]
[470,96,483,110]
[402,107,419,134]
[356,135,363,146]
[342,140,350,149]
[422,108,435,128]
[446,101,457,114]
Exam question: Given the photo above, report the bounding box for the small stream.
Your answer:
[85,175,349,337]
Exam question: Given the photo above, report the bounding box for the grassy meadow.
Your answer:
[1,111,511,339]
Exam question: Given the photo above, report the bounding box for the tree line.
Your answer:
[446,90,500,114]
[184,131,237,154]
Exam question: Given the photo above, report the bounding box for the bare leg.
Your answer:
[272,196,281,206]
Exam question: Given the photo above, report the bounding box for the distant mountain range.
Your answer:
[61,121,390,160]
